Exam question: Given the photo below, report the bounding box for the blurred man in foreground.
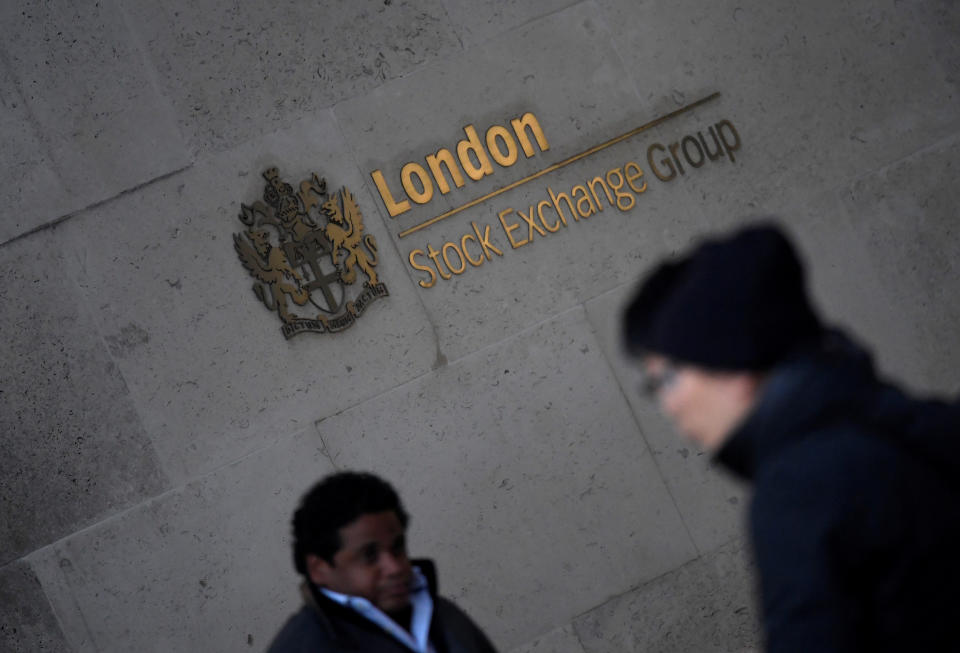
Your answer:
[622,222,960,652]
[268,471,497,653]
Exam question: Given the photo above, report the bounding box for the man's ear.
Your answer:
[306,554,333,586]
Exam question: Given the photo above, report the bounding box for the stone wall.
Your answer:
[2,1,958,651]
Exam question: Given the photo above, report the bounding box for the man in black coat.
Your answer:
[622,222,960,652]
[267,472,497,653]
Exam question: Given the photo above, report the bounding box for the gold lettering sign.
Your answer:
[391,92,745,289]
[234,167,388,338]
[370,112,550,219]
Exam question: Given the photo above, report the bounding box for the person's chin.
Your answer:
[379,590,411,613]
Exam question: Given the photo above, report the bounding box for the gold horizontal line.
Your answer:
[397,91,721,239]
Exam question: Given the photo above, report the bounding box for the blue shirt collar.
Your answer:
[319,565,434,653]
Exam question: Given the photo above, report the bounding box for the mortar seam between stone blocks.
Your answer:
[15,438,287,647]
[114,0,196,160]
[0,232,173,565]
[0,164,195,249]
[580,292,703,558]
[60,231,175,502]
[15,428,316,564]
[50,262,161,652]
[49,551,103,653]
[840,128,960,193]
[570,620,590,653]
[0,44,67,236]
[302,301,608,465]
[567,534,744,628]
[161,423,323,498]
[569,539,760,650]
[0,554,95,652]
[303,301,594,442]
[447,0,585,51]
[443,300,591,368]
[25,544,108,653]
[19,482,185,562]
[430,300,592,374]
[20,422,335,650]
[510,619,589,653]
[434,0,465,51]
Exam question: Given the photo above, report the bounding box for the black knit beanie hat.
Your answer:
[622,222,823,371]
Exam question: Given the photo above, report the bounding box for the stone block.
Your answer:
[316,306,696,649]
[29,426,335,652]
[722,154,960,397]
[509,623,586,653]
[336,2,741,362]
[584,283,751,554]
[840,134,960,395]
[597,0,960,207]
[57,111,438,484]
[0,231,167,564]
[0,0,191,242]
[0,560,71,652]
[573,537,760,653]
[121,0,462,151]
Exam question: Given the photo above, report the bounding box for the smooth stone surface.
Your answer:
[337,2,741,363]
[122,0,462,152]
[573,537,760,653]
[840,134,960,395]
[768,194,929,395]
[316,306,697,649]
[29,426,335,653]
[0,0,191,244]
[57,111,439,484]
[0,231,167,565]
[0,560,70,652]
[442,0,580,48]
[584,283,751,554]
[911,1,960,90]
[509,623,586,653]
[0,58,73,244]
[599,0,960,208]
[760,165,960,398]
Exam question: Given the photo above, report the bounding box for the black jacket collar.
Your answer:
[716,328,960,482]
[715,330,878,480]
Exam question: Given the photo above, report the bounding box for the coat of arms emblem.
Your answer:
[234,167,388,338]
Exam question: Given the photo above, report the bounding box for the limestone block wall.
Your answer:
[2,1,958,651]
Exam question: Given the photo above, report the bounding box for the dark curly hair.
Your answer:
[292,471,410,575]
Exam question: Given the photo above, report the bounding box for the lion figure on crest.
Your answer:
[322,187,379,286]
[233,228,311,324]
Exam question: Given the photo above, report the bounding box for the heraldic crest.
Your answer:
[234,166,389,338]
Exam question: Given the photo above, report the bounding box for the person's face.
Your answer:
[642,355,760,451]
[306,510,413,614]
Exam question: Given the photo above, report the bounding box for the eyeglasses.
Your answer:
[639,364,680,397]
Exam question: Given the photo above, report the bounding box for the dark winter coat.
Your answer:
[716,330,960,653]
[266,560,497,653]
